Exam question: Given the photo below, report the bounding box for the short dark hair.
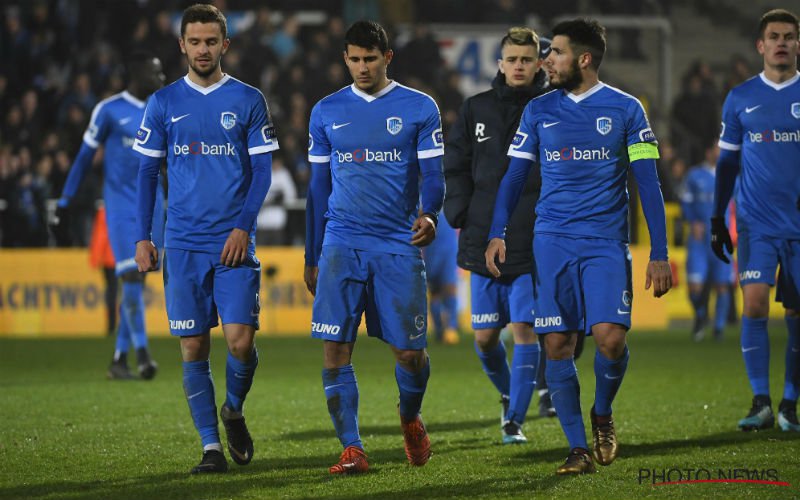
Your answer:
[758,9,799,39]
[551,18,606,70]
[344,20,389,53]
[126,49,157,70]
[500,27,540,54]
[181,3,227,39]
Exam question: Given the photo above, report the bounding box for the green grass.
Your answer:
[1,328,799,500]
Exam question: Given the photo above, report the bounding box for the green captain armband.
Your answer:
[627,142,660,162]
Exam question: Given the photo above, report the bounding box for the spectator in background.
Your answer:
[89,206,119,338]
[58,73,96,124]
[256,155,297,246]
[671,69,719,165]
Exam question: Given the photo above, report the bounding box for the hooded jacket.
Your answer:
[443,70,549,278]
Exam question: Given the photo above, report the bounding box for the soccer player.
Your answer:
[680,143,735,342]
[711,8,800,433]
[304,20,445,474]
[133,4,278,473]
[486,18,672,474]
[51,51,164,380]
[422,215,460,345]
[444,27,553,446]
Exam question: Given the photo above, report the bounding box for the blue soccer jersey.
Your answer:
[76,91,149,216]
[680,164,717,225]
[508,83,658,241]
[308,82,444,255]
[134,75,279,252]
[718,72,800,238]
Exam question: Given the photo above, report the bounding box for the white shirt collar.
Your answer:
[566,81,605,103]
[349,80,398,102]
[182,73,231,95]
[758,71,800,90]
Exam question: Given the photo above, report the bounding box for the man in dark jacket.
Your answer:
[444,27,553,445]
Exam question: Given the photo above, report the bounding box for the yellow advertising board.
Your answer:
[0,245,785,337]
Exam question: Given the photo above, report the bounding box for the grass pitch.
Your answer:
[1,327,799,500]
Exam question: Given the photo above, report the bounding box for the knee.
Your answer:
[180,335,209,362]
[743,303,769,318]
[593,327,627,359]
[228,336,255,361]
[396,349,428,372]
[544,333,576,360]
[474,329,500,352]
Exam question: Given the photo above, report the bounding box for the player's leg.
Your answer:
[119,270,157,380]
[165,249,226,473]
[108,303,134,379]
[537,344,556,417]
[503,274,539,443]
[368,251,430,466]
[686,238,709,340]
[737,231,777,430]
[711,249,735,341]
[312,246,369,473]
[442,283,460,344]
[214,253,262,466]
[471,273,512,407]
[777,253,800,432]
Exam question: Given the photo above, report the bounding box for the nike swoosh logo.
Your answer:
[119,117,132,125]
[543,121,560,128]
[342,463,356,469]
[187,390,205,400]
[409,332,425,340]
[516,365,537,369]
[332,122,351,130]
[742,346,760,352]
[324,384,344,391]
[228,447,250,462]
[604,373,622,380]
[171,114,190,123]
[617,309,631,315]
[745,105,761,113]
[476,136,492,142]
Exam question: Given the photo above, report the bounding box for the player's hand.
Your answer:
[485,238,506,278]
[135,240,159,272]
[710,216,733,264]
[645,260,672,298]
[411,215,436,247]
[220,228,249,267]
[304,265,319,296]
[49,205,72,246]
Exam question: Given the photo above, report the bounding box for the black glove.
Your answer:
[50,205,72,246]
[710,216,732,264]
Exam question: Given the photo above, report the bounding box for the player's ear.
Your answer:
[384,49,394,67]
[755,37,765,56]
[179,36,186,55]
[497,58,505,73]
[221,38,231,55]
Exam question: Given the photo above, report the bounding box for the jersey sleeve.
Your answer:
[247,92,279,155]
[133,93,167,158]
[717,91,741,151]
[308,101,331,163]
[82,101,111,149]
[507,101,538,161]
[625,98,660,161]
[416,96,444,159]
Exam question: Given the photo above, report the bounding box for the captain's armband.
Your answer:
[628,142,660,162]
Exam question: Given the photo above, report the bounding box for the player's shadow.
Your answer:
[283,417,494,441]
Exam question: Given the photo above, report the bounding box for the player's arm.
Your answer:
[304,161,331,295]
[710,148,740,263]
[485,155,533,278]
[442,100,474,228]
[630,152,671,298]
[133,95,166,272]
[412,156,445,247]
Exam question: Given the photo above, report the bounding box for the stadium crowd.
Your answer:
[0,0,756,247]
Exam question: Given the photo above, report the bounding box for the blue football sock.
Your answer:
[714,290,731,332]
[784,316,800,402]
[183,360,220,448]
[430,299,443,340]
[114,304,131,357]
[121,281,147,350]
[443,295,459,329]
[396,358,430,419]
[689,291,707,321]
[593,346,629,416]
[475,340,511,396]
[537,347,548,390]
[507,343,539,424]
[741,317,770,397]
[546,358,587,450]
[323,364,362,449]
[224,349,258,413]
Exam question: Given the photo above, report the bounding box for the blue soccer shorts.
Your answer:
[533,233,633,335]
[737,230,800,289]
[686,237,734,285]
[163,248,261,336]
[311,245,428,350]
[423,222,458,291]
[470,272,534,330]
[776,265,800,310]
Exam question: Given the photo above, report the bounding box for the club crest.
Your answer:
[221,112,237,130]
[792,102,800,119]
[387,116,403,135]
[596,116,612,135]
